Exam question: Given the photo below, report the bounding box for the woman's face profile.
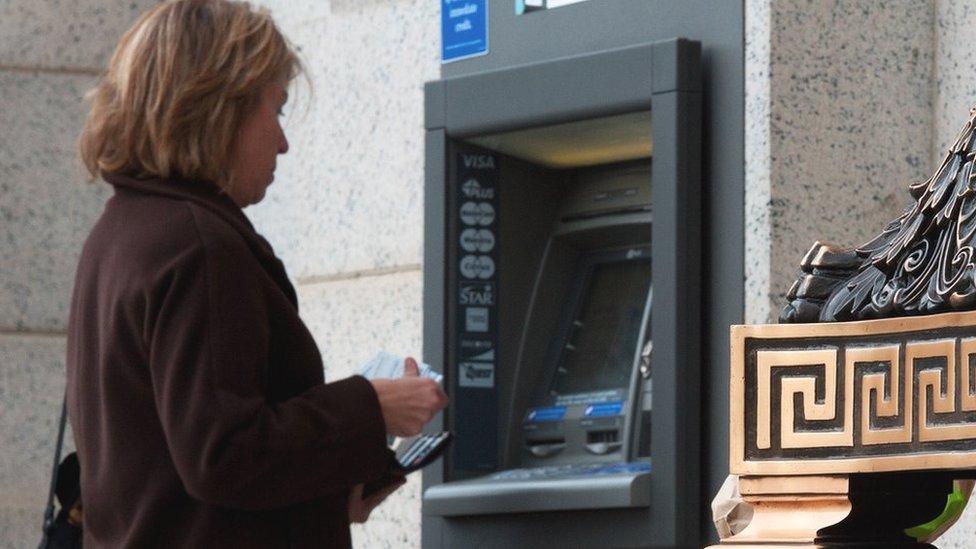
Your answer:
[228,81,290,207]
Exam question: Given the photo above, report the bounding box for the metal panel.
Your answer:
[425,81,447,130]
[421,128,448,548]
[440,43,655,137]
[424,472,650,516]
[442,7,748,533]
[423,34,718,548]
[649,78,703,546]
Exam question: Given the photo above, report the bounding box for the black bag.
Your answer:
[38,397,83,549]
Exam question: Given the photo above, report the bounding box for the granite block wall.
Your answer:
[247,0,435,280]
[934,1,976,163]
[744,0,773,327]
[246,1,438,546]
[744,1,975,547]
[296,271,424,547]
[0,336,73,521]
[0,2,157,546]
[926,3,976,547]
[744,0,935,325]
[0,0,151,69]
[0,72,108,332]
[0,0,437,545]
[8,0,976,547]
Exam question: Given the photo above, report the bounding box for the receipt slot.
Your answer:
[422,38,702,548]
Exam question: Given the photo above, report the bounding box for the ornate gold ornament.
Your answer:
[712,108,976,548]
[731,313,976,476]
[783,107,976,323]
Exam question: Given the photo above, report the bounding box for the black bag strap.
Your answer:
[39,394,68,546]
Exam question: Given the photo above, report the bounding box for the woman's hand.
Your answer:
[348,479,405,523]
[370,358,448,437]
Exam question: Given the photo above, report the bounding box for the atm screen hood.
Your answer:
[465,110,652,169]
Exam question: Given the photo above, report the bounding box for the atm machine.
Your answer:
[422,2,743,547]
[422,39,702,548]
[425,159,655,516]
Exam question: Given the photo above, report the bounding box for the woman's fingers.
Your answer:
[403,357,420,377]
[371,377,448,437]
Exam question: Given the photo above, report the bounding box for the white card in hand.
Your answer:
[358,351,443,384]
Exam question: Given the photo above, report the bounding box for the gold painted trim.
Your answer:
[913,339,967,442]
[963,338,976,411]
[733,308,976,340]
[851,345,909,445]
[754,349,853,450]
[730,310,976,475]
[738,475,849,496]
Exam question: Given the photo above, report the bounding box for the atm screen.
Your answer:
[550,257,651,396]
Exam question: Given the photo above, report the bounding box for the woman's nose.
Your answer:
[279,132,289,155]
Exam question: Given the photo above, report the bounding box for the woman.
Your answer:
[66,1,447,547]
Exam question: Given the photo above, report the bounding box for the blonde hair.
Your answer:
[79,0,302,184]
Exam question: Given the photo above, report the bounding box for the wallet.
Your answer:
[362,432,453,498]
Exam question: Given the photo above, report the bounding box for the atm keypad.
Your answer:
[490,461,650,481]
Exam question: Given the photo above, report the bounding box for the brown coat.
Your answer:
[66,173,393,548]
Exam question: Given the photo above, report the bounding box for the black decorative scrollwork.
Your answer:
[782,107,976,323]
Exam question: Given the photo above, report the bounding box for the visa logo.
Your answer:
[463,154,496,169]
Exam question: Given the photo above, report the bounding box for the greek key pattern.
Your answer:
[730,312,976,475]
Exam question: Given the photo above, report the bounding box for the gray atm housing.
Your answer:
[424,39,701,547]
[422,3,744,547]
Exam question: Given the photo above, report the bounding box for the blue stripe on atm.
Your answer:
[525,406,566,422]
[583,401,624,417]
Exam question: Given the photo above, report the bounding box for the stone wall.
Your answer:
[246,1,439,547]
[0,2,157,547]
[744,1,976,547]
[0,0,437,546]
[922,2,976,546]
[8,1,976,548]
[744,0,935,325]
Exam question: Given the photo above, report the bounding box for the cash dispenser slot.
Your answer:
[525,437,566,458]
[584,430,620,455]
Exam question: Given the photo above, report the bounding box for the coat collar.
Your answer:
[102,172,299,309]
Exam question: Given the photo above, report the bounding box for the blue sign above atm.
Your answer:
[441,0,488,63]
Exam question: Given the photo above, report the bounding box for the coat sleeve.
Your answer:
[145,207,394,511]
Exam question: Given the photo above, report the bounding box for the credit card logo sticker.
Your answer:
[583,401,624,418]
[525,406,566,422]
[460,228,495,252]
[459,281,494,306]
[459,255,495,279]
[461,177,495,199]
[464,348,494,361]
[465,307,489,332]
[459,362,494,388]
[459,337,493,359]
[461,155,496,170]
[459,201,495,226]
